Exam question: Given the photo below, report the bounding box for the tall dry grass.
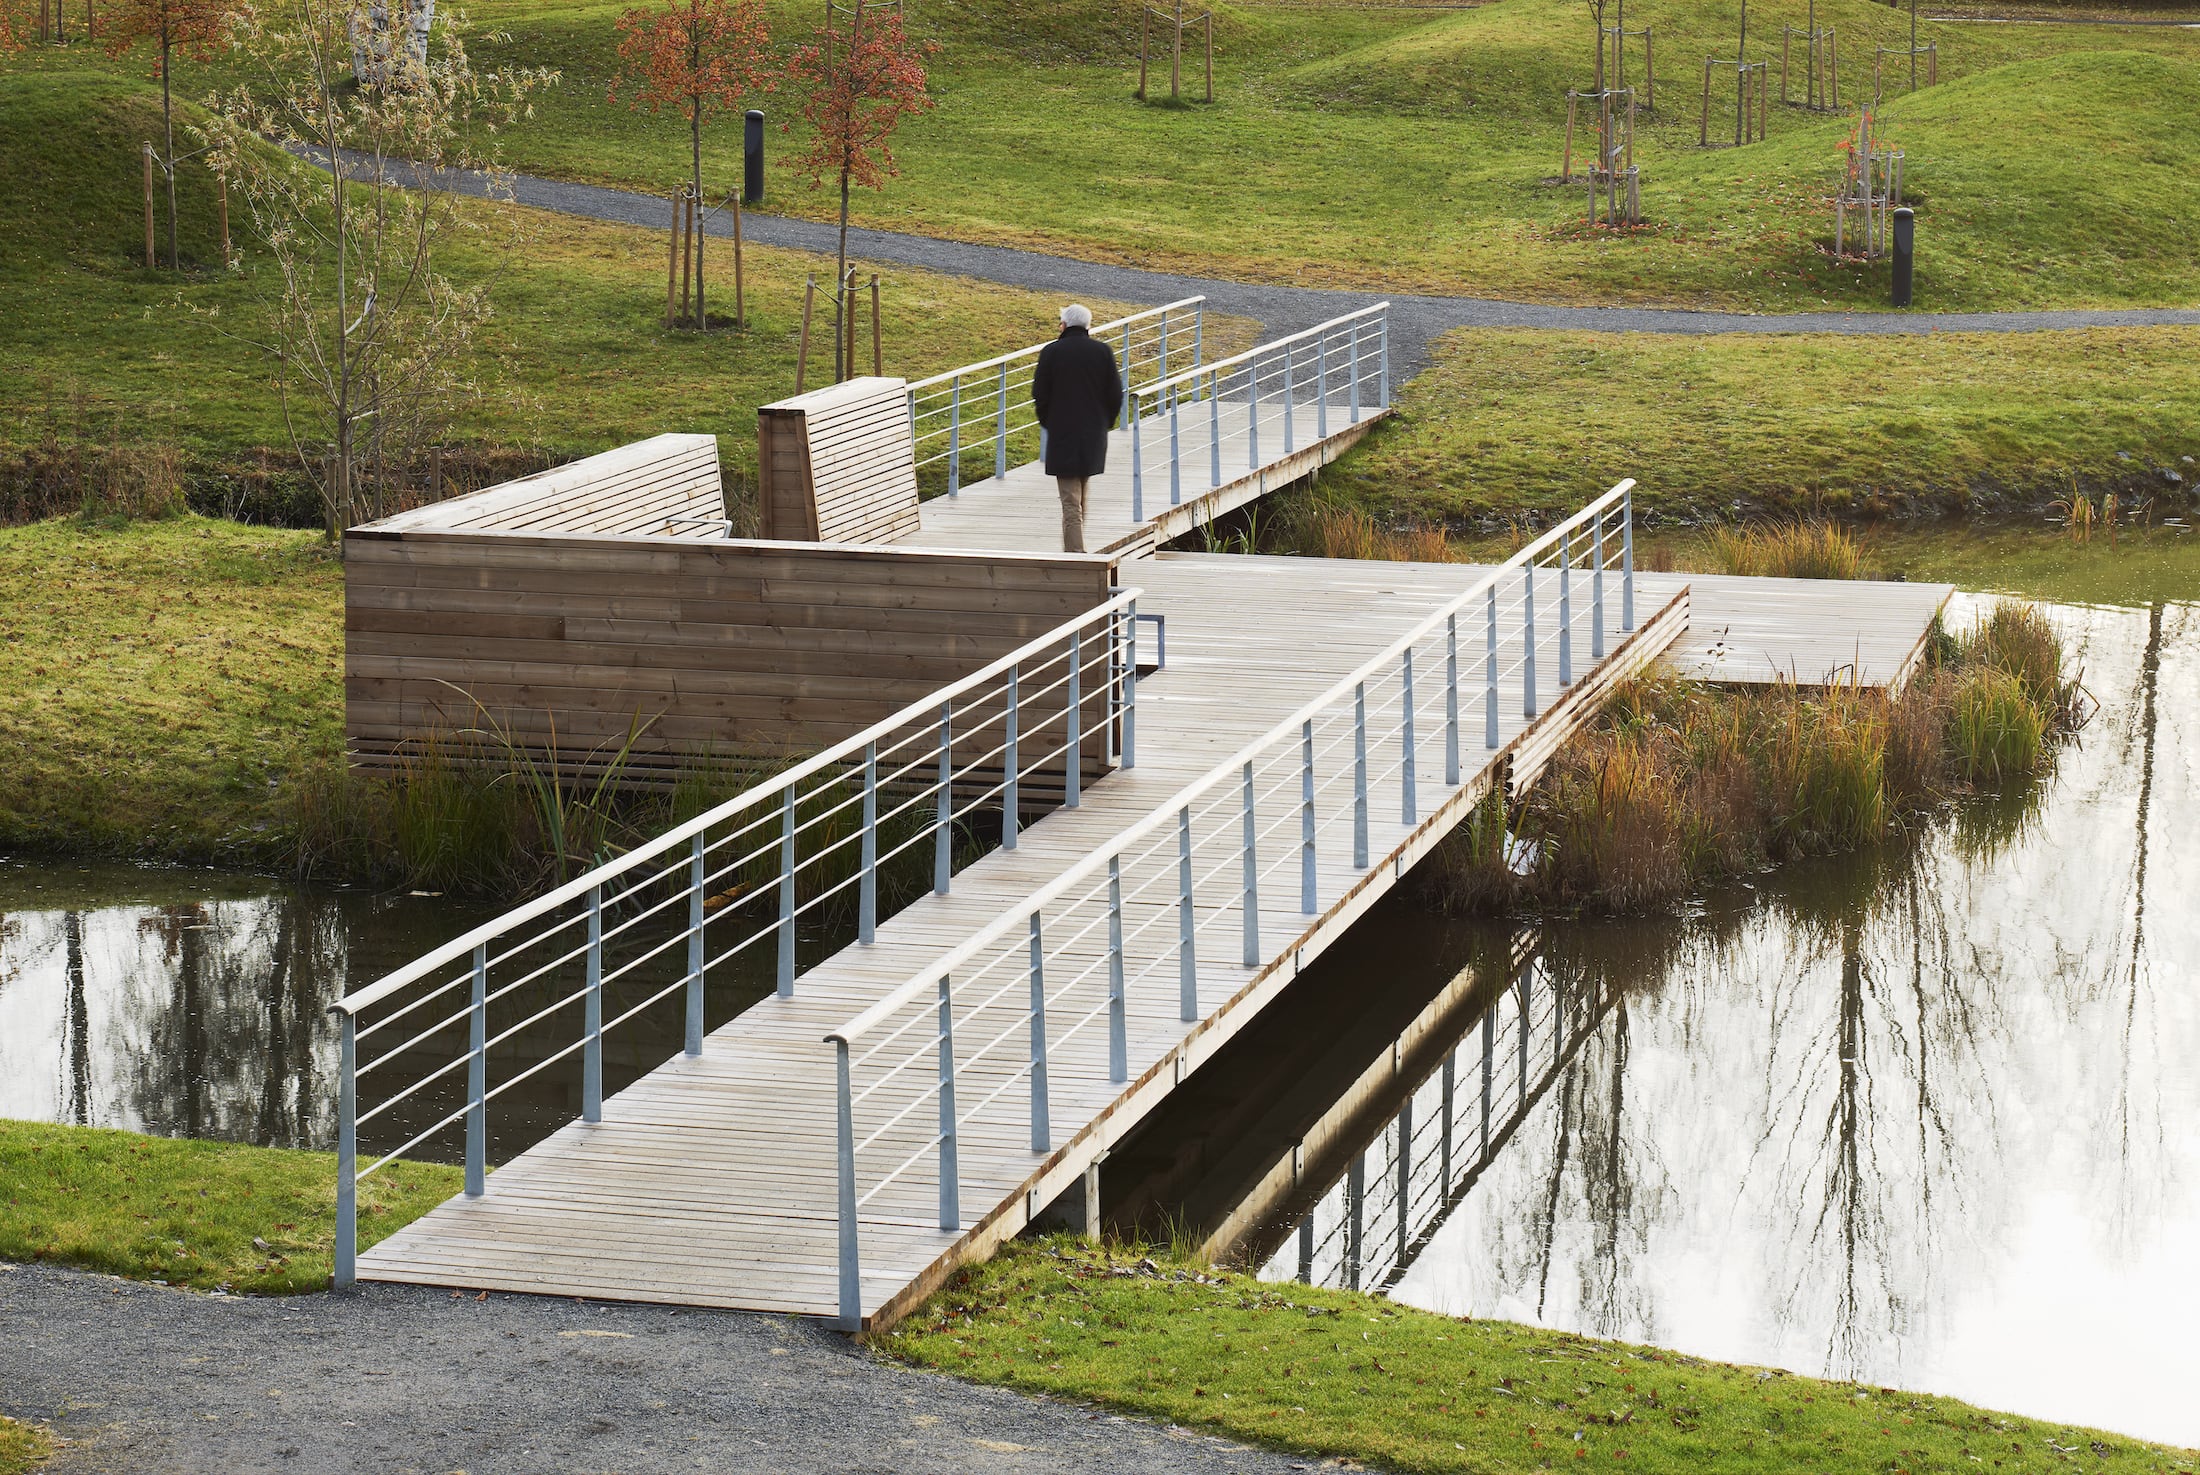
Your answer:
[1706,519,1865,580]
[1428,603,2081,916]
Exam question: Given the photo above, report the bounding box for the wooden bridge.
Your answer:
[333,301,1951,1331]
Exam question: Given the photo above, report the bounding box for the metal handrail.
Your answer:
[827,479,1632,1047]
[903,297,1203,394]
[334,587,1144,1018]
[1131,301,1389,405]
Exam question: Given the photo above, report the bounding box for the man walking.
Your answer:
[1031,304,1123,554]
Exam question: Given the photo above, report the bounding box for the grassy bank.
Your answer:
[0,1417,49,1475]
[0,71,1214,523]
[0,1120,460,1295]
[887,1240,2199,1475]
[1314,326,2200,527]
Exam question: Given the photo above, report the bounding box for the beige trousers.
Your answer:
[1056,476,1089,553]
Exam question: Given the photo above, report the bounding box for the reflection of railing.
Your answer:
[907,298,1205,498]
[328,588,1145,1287]
[1280,950,1615,1294]
[1123,303,1389,522]
[822,480,1639,1327]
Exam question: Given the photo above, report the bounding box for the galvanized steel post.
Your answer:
[335,1013,356,1288]
[686,833,707,1050]
[835,1040,860,1327]
[466,943,487,1196]
[1317,327,1330,440]
[1169,396,1182,506]
[1129,393,1144,522]
[1177,807,1197,1021]
[1559,528,1574,687]
[1107,857,1127,1082]
[1240,760,1260,968]
[583,886,604,1122]
[1300,719,1317,915]
[1348,323,1361,424]
[934,701,953,895]
[1623,486,1636,631]
[937,974,960,1231]
[1064,630,1083,809]
[1484,587,1500,750]
[1592,507,1607,660]
[1522,565,1540,720]
[859,744,878,943]
[776,785,797,997]
[1246,359,1260,471]
[1282,342,1295,454]
[1353,682,1370,869]
[1028,915,1050,1152]
[1003,664,1020,851]
[994,361,1010,481]
[1123,600,1139,770]
[1208,371,1222,488]
[946,379,962,497]
[1400,649,1417,825]
[1445,613,1461,787]
[1378,313,1391,409]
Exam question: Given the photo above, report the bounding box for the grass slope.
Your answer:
[0,71,1199,483]
[0,1120,460,1295]
[888,1241,2200,1475]
[1318,324,2200,524]
[0,517,342,860]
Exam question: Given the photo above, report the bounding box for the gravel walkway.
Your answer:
[0,1262,1337,1475]
[482,167,2200,378]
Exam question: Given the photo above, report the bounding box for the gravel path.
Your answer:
[485,167,2200,378]
[0,1262,1336,1475]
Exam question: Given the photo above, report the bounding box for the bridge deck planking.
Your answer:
[360,553,1689,1319]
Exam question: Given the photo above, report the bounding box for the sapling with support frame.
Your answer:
[1138,0,1215,104]
[1781,0,1838,111]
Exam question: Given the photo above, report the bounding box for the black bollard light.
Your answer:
[1891,206,1915,308]
[743,110,765,206]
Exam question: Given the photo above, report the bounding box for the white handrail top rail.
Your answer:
[904,297,1206,395]
[335,585,1147,1019]
[1133,301,1390,404]
[826,477,1634,1047]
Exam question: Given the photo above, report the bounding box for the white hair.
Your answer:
[1060,303,1093,329]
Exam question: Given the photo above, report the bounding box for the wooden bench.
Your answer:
[361,433,727,540]
[757,378,920,544]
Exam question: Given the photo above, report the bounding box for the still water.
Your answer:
[2,593,2193,1446]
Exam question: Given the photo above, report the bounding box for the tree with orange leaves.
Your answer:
[786,1,934,380]
[612,0,771,329]
[101,0,236,270]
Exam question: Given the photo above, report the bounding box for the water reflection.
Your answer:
[1218,597,2197,1446]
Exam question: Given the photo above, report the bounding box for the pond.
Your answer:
[2,557,2193,1448]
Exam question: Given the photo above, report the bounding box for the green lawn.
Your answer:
[1316,324,2200,525]
[887,1240,2200,1475]
[8,0,2200,310]
[0,71,1210,496]
[0,1119,460,1295]
[0,1417,49,1475]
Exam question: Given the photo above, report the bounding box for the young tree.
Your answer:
[201,0,555,537]
[785,1,934,380]
[611,0,771,329]
[100,0,234,270]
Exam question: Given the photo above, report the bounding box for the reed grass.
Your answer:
[1706,520,1866,581]
[1430,605,2078,915]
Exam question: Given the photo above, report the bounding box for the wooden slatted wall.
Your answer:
[363,434,727,540]
[344,529,1119,785]
[756,378,921,545]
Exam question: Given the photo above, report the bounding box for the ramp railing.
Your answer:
[907,297,1205,498]
[328,587,1145,1286]
[1124,301,1389,522]
[824,480,1638,1327]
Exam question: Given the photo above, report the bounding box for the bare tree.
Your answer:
[200,0,554,536]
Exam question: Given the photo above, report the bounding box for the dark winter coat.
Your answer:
[1032,326,1124,479]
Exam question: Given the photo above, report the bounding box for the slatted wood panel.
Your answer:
[356,553,1690,1326]
[343,531,1118,769]
[363,434,727,539]
[757,378,922,545]
[1659,571,1952,690]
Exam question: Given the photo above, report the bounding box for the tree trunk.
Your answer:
[690,93,705,329]
[834,164,851,382]
[163,15,178,270]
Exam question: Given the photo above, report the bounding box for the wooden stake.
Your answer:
[143,144,155,269]
[679,190,694,329]
[1644,28,1653,110]
[1562,92,1576,181]
[694,187,706,330]
[732,189,746,330]
[1205,12,1214,102]
[796,274,815,393]
[666,191,680,329]
[1699,59,1711,146]
[217,176,229,263]
[431,445,444,502]
[844,264,857,381]
[1138,7,1148,100]
[1171,0,1182,102]
[869,273,882,376]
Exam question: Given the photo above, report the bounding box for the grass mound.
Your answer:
[0,1119,460,1295]
[0,71,241,275]
[888,1239,2199,1475]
